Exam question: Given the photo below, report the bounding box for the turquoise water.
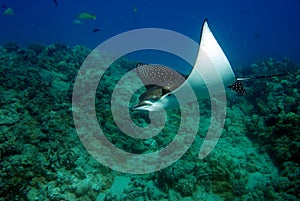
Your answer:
[0,1,299,200]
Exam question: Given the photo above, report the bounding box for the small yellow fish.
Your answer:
[76,12,96,20]
[3,8,14,16]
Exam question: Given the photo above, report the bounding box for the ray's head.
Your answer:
[132,64,186,111]
[132,86,178,111]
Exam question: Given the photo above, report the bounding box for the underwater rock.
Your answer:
[3,42,20,52]
[174,174,196,196]
[0,130,23,157]
[156,159,195,195]
[132,142,146,153]
[72,179,91,197]
[74,167,86,179]
[0,106,20,125]
[98,176,131,200]
[27,43,46,55]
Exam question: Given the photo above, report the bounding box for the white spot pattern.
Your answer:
[136,64,185,91]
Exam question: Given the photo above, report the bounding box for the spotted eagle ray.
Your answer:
[132,20,289,111]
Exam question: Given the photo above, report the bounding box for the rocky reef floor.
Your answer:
[0,42,299,200]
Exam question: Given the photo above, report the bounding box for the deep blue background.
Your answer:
[1,0,299,68]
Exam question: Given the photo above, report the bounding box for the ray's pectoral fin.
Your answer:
[135,63,186,90]
[171,19,237,101]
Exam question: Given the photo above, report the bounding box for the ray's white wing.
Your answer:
[173,20,236,102]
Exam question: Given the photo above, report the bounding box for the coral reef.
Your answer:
[242,58,300,200]
[0,43,299,200]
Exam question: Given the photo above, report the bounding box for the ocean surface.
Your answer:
[0,0,299,200]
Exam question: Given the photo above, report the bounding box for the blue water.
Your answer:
[1,1,300,200]
[1,0,300,67]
